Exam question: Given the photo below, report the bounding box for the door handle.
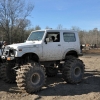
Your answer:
[58,44,61,46]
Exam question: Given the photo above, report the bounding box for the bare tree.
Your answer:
[78,28,100,48]
[0,0,34,44]
[71,26,80,32]
[13,19,31,42]
[35,25,41,30]
[45,26,50,29]
[57,24,63,29]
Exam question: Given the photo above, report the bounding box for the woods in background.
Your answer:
[0,1,100,46]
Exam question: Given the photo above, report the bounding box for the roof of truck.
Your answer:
[31,29,77,33]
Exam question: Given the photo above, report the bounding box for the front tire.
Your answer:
[0,63,1,79]
[16,62,46,93]
[62,57,85,84]
[1,62,16,83]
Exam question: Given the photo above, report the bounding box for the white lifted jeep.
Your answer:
[1,29,84,93]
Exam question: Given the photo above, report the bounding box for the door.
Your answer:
[42,32,62,61]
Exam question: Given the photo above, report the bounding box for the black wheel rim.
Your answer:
[74,67,81,77]
[31,73,40,85]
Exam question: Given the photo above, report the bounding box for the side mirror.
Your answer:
[45,38,50,44]
[46,38,50,42]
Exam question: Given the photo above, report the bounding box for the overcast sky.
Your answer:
[29,0,100,30]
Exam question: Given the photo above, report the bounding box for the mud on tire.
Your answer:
[0,63,1,79]
[16,62,46,93]
[1,62,16,83]
[62,56,85,84]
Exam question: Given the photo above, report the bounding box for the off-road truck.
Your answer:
[1,29,85,93]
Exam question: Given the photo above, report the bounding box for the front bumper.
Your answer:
[1,56,15,61]
[7,56,15,60]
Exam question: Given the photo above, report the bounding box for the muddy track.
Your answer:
[0,54,100,100]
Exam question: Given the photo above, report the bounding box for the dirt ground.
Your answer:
[1,49,100,100]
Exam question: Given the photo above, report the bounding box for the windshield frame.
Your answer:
[27,31,45,41]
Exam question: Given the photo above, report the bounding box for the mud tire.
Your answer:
[1,62,16,83]
[62,56,85,84]
[0,63,1,79]
[16,62,46,93]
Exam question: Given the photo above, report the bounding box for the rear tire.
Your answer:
[62,56,85,84]
[16,61,46,93]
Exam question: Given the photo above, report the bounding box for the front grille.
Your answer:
[2,47,15,57]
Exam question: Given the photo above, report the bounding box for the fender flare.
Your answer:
[62,49,78,59]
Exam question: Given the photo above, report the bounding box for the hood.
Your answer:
[7,41,41,49]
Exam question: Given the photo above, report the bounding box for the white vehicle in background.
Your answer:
[1,29,85,93]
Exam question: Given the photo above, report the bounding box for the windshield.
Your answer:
[27,31,45,41]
